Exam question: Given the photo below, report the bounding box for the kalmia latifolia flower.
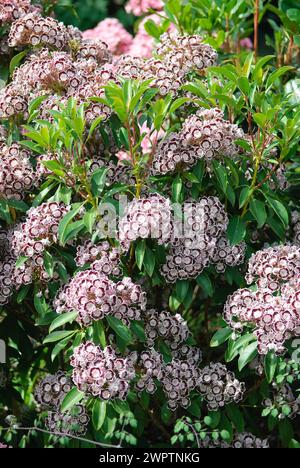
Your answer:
[246,245,300,291]
[198,363,245,411]
[211,236,246,273]
[199,433,269,449]
[0,142,35,200]
[135,349,164,394]
[0,0,40,26]
[75,240,122,276]
[224,245,300,354]
[71,342,136,400]
[11,202,69,287]
[8,12,81,49]
[292,211,300,245]
[35,371,89,436]
[0,229,16,305]
[0,84,28,119]
[82,18,133,56]
[55,270,146,326]
[161,197,230,282]
[46,404,89,436]
[152,108,243,174]
[35,371,72,409]
[143,309,190,352]
[119,194,173,250]
[125,0,163,16]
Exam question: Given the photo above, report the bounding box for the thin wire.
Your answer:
[1,426,121,449]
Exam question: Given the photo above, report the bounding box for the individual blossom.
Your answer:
[198,363,245,411]
[35,371,72,409]
[71,342,136,400]
[125,0,163,16]
[119,194,173,250]
[246,245,300,291]
[82,18,133,56]
[54,271,146,326]
[210,236,246,273]
[0,142,35,200]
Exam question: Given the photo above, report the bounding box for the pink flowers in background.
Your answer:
[82,18,133,55]
[239,37,253,50]
[125,0,163,16]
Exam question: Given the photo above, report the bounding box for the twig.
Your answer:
[1,426,121,449]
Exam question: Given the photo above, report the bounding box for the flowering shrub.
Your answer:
[0,0,300,450]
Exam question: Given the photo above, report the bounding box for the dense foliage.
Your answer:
[0,0,300,449]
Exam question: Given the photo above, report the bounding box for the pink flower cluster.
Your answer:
[0,0,40,26]
[125,0,164,16]
[152,108,244,174]
[54,270,146,326]
[82,18,133,55]
[224,245,300,354]
[75,240,122,277]
[198,363,245,411]
[0,142,35,200]
[71,342,137,400]
[119,194,173,250]
[0,229,15,305]
[35,371,89,436]
[12,202,69,287]
[200,432,269,449]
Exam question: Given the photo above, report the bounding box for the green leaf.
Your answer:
[61,387,84,412]
[43,251,54,278]
[264,351,279,383]
[51,337,70,362]
[49,311,78,333]
[266,66,294,88]
[238,341,258,371]
[176,280,189,303]
[107,316,132,344]
[92,400,107,430]
[144,247,156,277]
[9,50,27,76]
[58,203,84,246]
[93,320,107,348]
[91,168,108,197]
[227,216,246,245]
[196,272,214,297]
[43,330,76,344]
[265,195,289,227]
[15,256,29,269]
[210,327,232,347]
[239,186,253,208]
[237,77,250,95]
[172,174,183,202]
[250,198,267,228]
[226,404,245,432]
[135,239,146,270]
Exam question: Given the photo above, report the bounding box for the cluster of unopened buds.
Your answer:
[224,244,300,354]
[35,371,89,436]
[152,108,244,174]
[0,142,35,200]
[198,363,245,411]
[54,268,146,326]
[71,342,137,400]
